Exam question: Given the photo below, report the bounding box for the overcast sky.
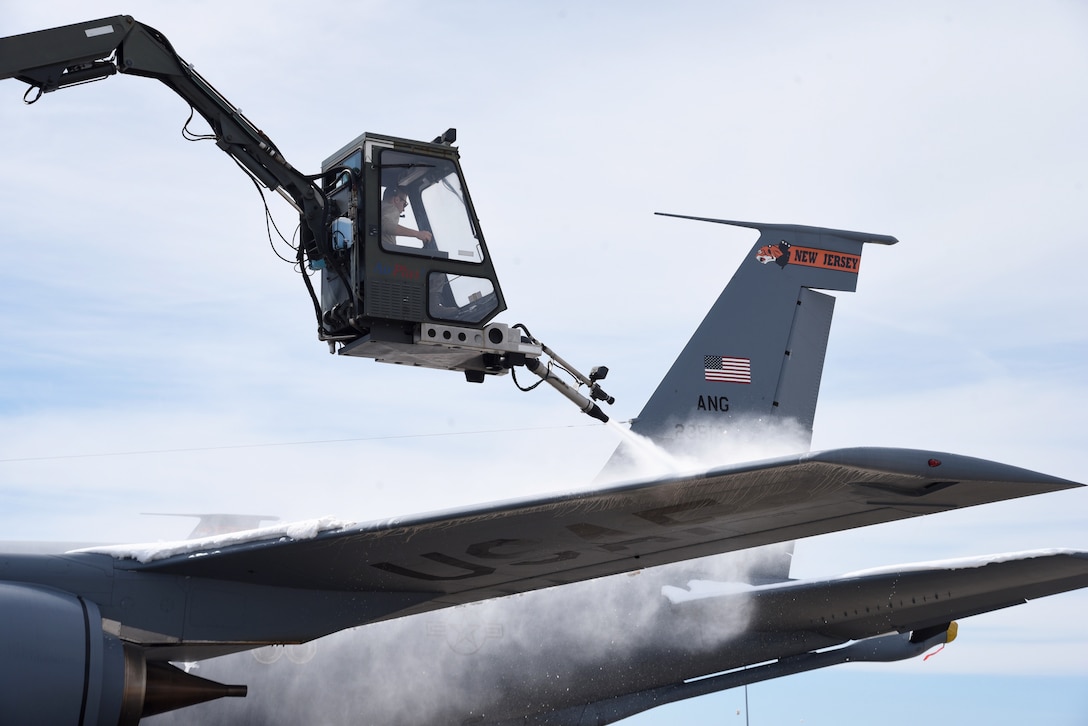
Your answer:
[1,1,1086,724]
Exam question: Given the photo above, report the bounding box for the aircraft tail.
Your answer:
[605,215,897,475]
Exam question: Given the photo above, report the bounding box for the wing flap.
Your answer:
[97,447,1078,620]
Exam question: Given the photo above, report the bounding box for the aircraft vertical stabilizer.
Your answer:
[611,215,897,468]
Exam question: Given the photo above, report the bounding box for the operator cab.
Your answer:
[313,129,506,359]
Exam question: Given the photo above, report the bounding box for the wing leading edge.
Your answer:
[91,447,1079,627]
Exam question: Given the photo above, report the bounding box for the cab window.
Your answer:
[378,149,483,263]
[428,272,498,324]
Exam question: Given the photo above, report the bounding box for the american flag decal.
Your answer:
[704,355,752,384]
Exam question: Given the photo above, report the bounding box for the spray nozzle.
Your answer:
[524,358,610,423]
[512,331,615,423]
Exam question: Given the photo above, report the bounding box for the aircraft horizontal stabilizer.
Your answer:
[91,447,1079,630]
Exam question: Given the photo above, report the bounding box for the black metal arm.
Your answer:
[0,15,326,258]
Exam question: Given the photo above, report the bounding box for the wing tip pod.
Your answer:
[807,446,1082,493]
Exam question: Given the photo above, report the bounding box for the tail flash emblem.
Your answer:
[704,355,752,384]
[756,242,860,273]
[756,241,792,268]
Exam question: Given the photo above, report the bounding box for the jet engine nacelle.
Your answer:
[0,582,246,725]
[0,582,132,724]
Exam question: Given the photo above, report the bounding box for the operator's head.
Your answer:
[383,187,408,208]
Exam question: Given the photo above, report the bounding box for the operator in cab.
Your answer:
[381,187,432,248]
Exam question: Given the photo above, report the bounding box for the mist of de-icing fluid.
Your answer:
[603,417,685,475]
[161,551,781,725]
[152,420,810,725]
[599,415,813,485]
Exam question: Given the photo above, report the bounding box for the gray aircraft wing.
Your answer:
[91,447,1079,628]
[139,550,1088,726]
[671,548,1088,637]
[501,549,1088,726]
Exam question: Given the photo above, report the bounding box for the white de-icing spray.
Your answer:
[603,418,686,476]
[157,419,812,724]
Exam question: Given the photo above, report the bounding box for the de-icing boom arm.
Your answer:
[0,16,616,424]
[0,15,326,261]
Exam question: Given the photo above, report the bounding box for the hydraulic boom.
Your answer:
[0,15,615,423]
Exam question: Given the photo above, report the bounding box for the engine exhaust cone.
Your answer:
[141,661,247,718]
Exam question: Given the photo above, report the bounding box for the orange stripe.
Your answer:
[790,246,861,273]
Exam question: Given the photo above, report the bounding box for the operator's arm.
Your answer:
[395,225,433,243]
[381,202,432,244]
